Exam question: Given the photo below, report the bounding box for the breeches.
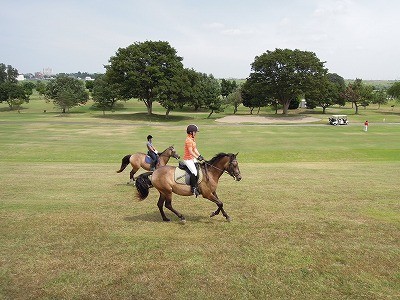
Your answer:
[183,159,197,176]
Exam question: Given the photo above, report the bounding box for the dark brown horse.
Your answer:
[135,153,242,223]
[116,146,180,183]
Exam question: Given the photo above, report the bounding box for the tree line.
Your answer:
[1,41,400,115]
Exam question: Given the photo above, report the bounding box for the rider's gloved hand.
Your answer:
[197,155,204,162]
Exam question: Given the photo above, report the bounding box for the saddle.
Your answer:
[174,162,203,185]
[145,151,158,165]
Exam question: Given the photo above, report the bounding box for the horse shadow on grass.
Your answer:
[124,211,215,224]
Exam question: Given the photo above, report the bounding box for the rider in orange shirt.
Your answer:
[183,124,204,196]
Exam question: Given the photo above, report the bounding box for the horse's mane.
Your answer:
[160,145,173,155]
[207,153,233,165]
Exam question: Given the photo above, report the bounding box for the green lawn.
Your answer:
[0,98,399,299]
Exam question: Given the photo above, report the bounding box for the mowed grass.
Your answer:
[1,99,400,299]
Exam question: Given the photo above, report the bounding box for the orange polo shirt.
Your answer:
[184,135,196,160]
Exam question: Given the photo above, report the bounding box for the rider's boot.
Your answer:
[190,173,199,197]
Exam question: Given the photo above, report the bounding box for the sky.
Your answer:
[1,0,399,80]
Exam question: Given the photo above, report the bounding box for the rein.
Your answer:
[203,161,230,175]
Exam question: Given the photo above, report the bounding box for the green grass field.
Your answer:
[1,96,399,299]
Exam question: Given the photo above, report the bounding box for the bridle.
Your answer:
[203,155,240,180]
[159,146,179,159]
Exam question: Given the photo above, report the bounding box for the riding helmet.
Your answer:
[147,135,153,140]
[186,124,199,134]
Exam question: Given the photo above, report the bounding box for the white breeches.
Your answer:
[183,159,197,176]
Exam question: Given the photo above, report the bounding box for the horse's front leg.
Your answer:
[157,194,170,222]
[208,192,231,222]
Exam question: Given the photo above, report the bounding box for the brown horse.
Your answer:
[116,146,180,183]
[135,153,242,223]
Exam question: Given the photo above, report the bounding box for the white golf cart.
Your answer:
[329,115,348,126]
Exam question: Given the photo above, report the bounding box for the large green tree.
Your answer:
[105,41,184,115]
[305,73,346,114]
[249,48,327,114]
[0,63,32,110]
[45,75,89,113]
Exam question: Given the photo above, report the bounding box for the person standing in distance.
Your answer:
[364,120,369,132]
[183,124,204,197]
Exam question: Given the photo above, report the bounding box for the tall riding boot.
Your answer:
[190,173,199,197]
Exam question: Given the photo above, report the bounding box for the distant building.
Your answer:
[84,76,94,81]
[35,72,44,79]
[17,74,25,81]
[43,67,53,76]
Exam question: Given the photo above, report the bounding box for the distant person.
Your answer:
[146,135,158,170]
[364,120,369,132]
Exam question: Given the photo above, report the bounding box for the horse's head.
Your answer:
[168,145,180,160]
[226,153,242,181]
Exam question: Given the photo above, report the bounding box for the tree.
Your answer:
[241,76,270,114]
[305,73,346,114]
[0,63,32,110]
[157,68,192,117]
[250,48,327,114]
[387,82,400,100]
[201,74,222,118]
[105,41,184,115]
[35,81,47,97]
[45,75,89,113]
[341,79,374,114]
[220,79,237,98]
[85,80,94,92]
[225,87,243,114]
[92,74,120,115]
[372,89,388,109]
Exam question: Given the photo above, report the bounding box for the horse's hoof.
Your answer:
[163,218,171,222]
[180,218,186,224]
[226,216,232,222]
[210,212,216,218]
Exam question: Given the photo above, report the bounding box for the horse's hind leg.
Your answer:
[129,168,138,184]
[164,195,186,223]
[157,194,170,222]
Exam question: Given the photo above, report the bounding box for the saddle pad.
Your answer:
[144,156,152,164]
[174,168,203,185]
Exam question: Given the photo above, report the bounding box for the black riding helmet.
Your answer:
[147,135,153,140]
[186,124,199,134]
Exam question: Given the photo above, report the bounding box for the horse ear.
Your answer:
[235,152,239,157]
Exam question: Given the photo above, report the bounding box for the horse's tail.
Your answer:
[116,155,131,173]
[135,172,153,200]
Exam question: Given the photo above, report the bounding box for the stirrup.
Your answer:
[192,187,200,197]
